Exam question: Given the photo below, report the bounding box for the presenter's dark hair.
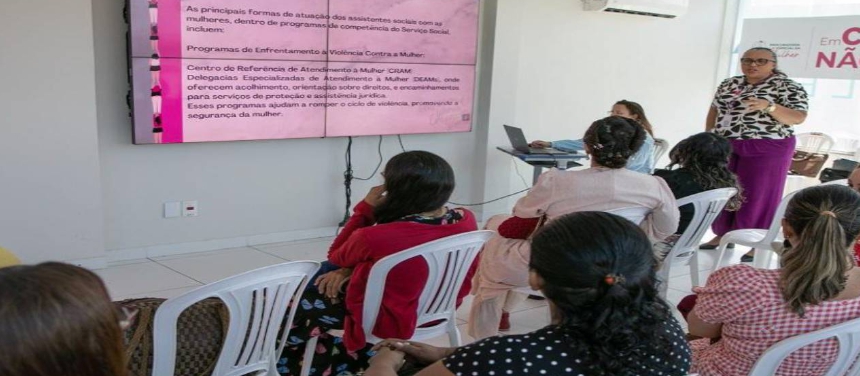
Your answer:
[0,262,128,376]
[374,151,455,224]
[615,100,654,137]
[530,212,672,375]
[583,116,646,169]
[668,132,744,211]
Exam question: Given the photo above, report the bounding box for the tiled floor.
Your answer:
[99,235,756,345]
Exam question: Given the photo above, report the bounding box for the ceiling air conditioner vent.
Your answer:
[583,0,689,19]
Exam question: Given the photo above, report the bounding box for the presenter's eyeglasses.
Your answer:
[740,58,775,66]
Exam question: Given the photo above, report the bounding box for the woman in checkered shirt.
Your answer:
[687,185,860,375]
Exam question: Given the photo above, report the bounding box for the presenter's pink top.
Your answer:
[328,201,478,352]
[691,265,860,376]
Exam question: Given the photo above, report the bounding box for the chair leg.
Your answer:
[690,250,700,287]
[448,319,462,347]
[299,336,319,376]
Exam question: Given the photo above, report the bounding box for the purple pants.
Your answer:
[713,137,796,235]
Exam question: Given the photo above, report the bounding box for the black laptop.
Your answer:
[503,125,567,154]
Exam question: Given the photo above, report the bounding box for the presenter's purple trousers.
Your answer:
[713,137,796,236]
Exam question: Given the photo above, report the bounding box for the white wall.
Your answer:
[1,0,735,264]
[479,0,736,217]
[0,0,106,265]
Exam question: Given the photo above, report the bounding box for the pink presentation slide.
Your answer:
[129,0,479,144]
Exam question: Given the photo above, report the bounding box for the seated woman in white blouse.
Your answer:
[363,212,692,376]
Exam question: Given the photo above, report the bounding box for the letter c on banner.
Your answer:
[844,27,860,46]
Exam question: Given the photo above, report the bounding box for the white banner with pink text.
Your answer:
[740,16,860,80]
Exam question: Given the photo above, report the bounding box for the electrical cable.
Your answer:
[354,136,383,181]
[338,137,355,228]
[449,157,533,207]
[339,134,533,219]
[448,188,531,207]
[338,136,385,232]
[397,135,407,152]
[511,157,530,189]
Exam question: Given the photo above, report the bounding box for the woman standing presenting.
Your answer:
[702,47,809,248]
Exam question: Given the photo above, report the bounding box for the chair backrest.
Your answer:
[823,179,848,187]
[656,188,737,296]
[361,230,494,344]
[153,261,320,376]
[605,206,652,225]
[762,189,801,242]
[796,132,835,155]
[749,316,860,375]
[652,138,670,163]
[673,188,738,252]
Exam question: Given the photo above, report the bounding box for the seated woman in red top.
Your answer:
[278,151,478,376]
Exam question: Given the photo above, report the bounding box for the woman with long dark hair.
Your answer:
[0,262,129,376]
[531,100,658,173]
[652,132,744,259]
[278,151,478,376]
[688,185,860,375]
[365,212,691,376]
[469,116,679,339]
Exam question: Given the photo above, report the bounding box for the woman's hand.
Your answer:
[742,97,772,113]
[365,347,406,376]
[364,185,387,207]
[742,97,807,124]
[372,339,455,365]
[529,140,551,148]
[314,268,353,299]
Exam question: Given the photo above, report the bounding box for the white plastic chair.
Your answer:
[606,206,652,225]
[712,190,800,274]
[824,179,848,187]
[795,132,835,155]
[653,138,670,164]
[656,188,738,297]
[300,231,493,376]
[749,316,860,375]
[153,261,320,376]
[514,207,651,298]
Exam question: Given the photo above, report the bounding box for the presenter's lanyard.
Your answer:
[718,78,769,132]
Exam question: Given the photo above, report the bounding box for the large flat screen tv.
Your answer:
[128,0,480,144]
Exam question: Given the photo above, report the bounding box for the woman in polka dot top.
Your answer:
[363,211,692,376]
